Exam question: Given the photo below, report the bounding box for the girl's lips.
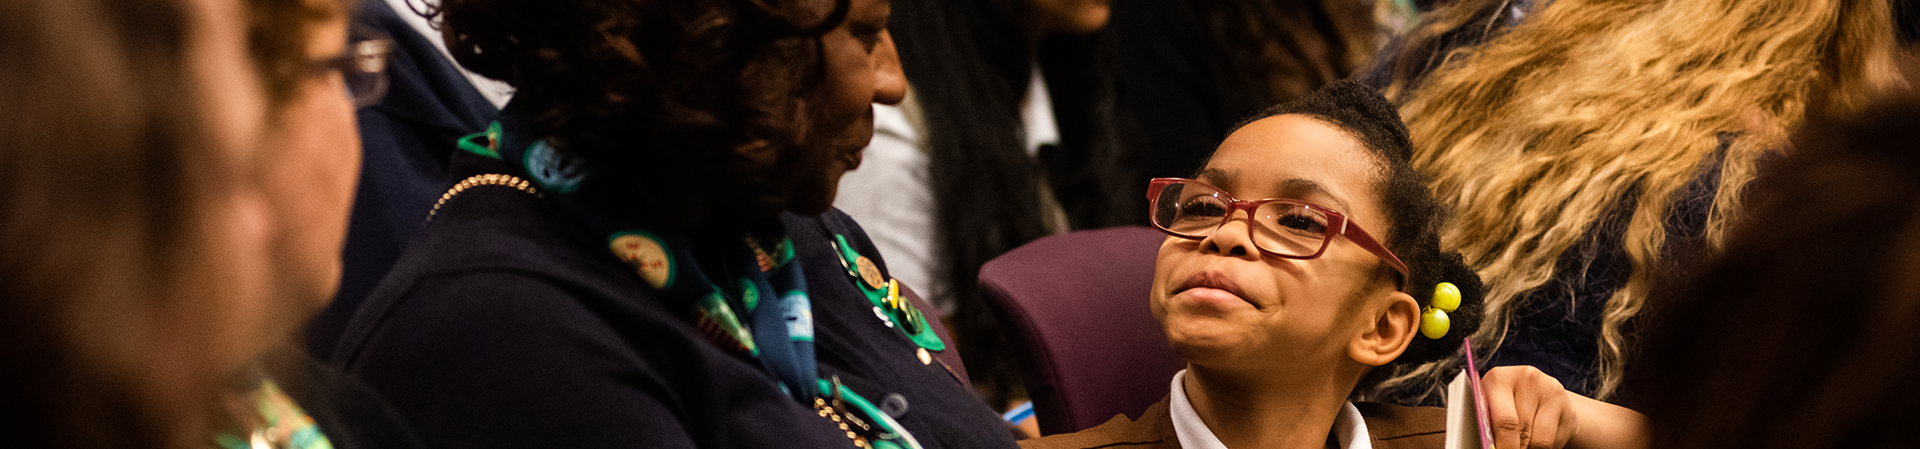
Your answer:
[1175,271,1256,308]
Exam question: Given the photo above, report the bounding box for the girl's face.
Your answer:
[771,0,907,216]
[1149,115,1413,374]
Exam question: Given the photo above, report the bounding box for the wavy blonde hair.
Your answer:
[1374,0,1903,401]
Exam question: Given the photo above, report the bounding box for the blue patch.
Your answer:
[524,140,590,193]
[783,292,814,342]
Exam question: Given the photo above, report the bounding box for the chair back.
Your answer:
[978,226,1186,436]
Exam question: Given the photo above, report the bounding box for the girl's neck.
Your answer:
[1183,364,1356,449]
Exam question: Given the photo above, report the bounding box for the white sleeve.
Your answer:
[833,104,950,314]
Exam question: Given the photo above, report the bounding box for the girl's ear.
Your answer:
[1349,289,1419,366]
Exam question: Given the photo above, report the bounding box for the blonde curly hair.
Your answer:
[1372,0,1904,402]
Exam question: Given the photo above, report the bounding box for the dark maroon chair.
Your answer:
[978,226,1187,436]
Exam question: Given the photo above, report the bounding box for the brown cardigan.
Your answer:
[1020,397,1445,449]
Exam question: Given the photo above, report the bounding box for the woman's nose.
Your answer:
[871,31,906,105]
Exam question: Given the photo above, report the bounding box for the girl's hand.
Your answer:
[1483,365,1577,449]
[1481,365,1647,449]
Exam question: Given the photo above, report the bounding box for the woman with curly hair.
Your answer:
[329,0,1017,447]
[1364,0,1905,404]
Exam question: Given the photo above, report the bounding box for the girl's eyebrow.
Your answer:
[1194,168,1233,185]
[1276,178,1352,213]
[1196,167,1354,212]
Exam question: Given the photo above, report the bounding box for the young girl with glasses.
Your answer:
[1023,81,1646,449]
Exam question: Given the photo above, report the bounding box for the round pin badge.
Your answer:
[525,140,590,193]
[855,256,885,289]
[609,232,673,289]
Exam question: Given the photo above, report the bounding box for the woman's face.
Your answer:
[258,8,358,331]
[1149,115,1408,373]
[779,0,907,215]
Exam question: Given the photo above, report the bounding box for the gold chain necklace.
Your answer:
[426,173,543,222]
[814,397,874,448]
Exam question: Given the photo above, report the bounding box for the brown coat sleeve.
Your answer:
[1020,397,1180,449]
[1020,398,1445,449]
[1357,402,1447,449]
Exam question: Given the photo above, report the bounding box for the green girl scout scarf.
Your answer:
[213,377,332,449]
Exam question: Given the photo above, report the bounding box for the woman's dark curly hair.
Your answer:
[1226,80,1487,398]
[425,0,851,219]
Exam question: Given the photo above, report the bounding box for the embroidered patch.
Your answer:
[609,231,673,289]
[455,124,501,159]
[739,277,760,312]
[524,140,589,193]
[783,291,814,342]
[694,292,756,355]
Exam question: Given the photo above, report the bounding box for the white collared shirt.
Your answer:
[1168,370,1373,449]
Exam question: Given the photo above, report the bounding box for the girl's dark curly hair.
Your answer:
[1226,80,1487,399]
[423,0,850,220]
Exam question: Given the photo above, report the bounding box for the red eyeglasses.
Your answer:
[1146,178,1409,285]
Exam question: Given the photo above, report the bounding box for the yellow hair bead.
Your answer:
[1432,282,1461,312]
[1420,308,1450,339]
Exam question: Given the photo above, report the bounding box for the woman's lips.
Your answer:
[841,146,864,171]
[1174,271,1256,309]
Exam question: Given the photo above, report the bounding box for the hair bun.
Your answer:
[1399,248,1486,365]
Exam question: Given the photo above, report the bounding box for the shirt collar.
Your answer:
[1168,370,1373,449]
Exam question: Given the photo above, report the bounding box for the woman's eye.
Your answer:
[851,24,885,52]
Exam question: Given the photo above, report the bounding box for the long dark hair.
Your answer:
[891,0,1131,406]
[1196,0,1376,110]
[1115,0,1383,182]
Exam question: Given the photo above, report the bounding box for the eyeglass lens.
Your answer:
[345,40,392,107]
[1153,182,1333,257]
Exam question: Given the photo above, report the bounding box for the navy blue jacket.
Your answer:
[332,151,1016,448]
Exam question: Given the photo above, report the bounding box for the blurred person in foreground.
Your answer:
[1627,63,1920,448]
[1,0,400,446]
